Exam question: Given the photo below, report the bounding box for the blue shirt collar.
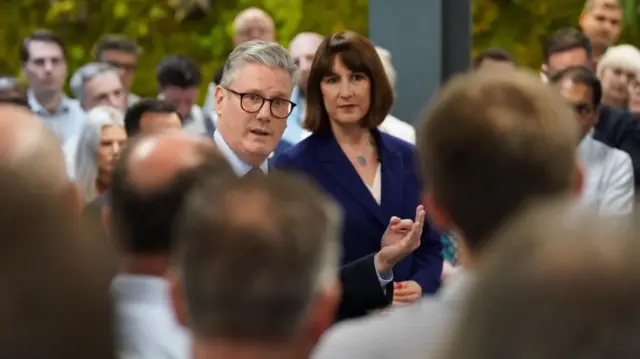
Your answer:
[213,130,268,176]
[27,89,71,116]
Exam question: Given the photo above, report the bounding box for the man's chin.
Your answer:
[243,142,275,161]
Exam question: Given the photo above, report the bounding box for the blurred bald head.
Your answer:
[109,133,235,255]
[232,7,275,46]
[448,202,640,359]
[0,105,68,188]
[0,154,113,358]
[290,32,324,91]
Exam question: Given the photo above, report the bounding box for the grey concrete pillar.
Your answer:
[369,0,472,124]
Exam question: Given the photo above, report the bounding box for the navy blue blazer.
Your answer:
[273,130,443,294]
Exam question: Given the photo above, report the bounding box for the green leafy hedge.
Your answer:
[3,0,636,100]
[1,0,366,100]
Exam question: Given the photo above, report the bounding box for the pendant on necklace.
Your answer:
[357,156,367,166]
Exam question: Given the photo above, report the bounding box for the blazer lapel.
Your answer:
[316,133,387,226]
[376,131,404,223]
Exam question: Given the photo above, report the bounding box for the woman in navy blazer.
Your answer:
[273,31,442,301]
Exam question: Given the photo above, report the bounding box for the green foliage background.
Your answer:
[2,0,638,99]
[473,0,640,69]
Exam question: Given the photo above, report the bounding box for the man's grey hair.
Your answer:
[70,62,118,101]
[220,40,297,88]
[74,106,124,201]
[173,172,342,344]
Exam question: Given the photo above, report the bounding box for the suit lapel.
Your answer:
[316,133,387,226]
[376,131,404,223]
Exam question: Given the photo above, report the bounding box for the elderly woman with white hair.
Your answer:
[596,44,640,109]
[74,106,126,202]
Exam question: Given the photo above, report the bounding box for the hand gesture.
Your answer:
[374,205,426,274]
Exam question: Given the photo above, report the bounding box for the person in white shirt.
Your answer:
[550,65,634,215]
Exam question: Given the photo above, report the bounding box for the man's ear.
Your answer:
[578,11,588,30]
[540,64,549,83]
[168,270,189,328]
[64,182,84,216]
[306,282,341,344]
[574,160,584,197]
[423,191,454,234]
[215,86,225,117]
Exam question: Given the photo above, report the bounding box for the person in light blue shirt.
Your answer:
[282,32,324,145]
[22,30,85,178]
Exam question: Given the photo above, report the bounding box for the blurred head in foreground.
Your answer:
[447,200,640,359]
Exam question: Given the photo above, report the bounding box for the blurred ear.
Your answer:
[423,191,454,234]
[64,182,84,216]
[540,64,549,83]
[306,282,341,344]
[578,11,588,29]
[168,270,189,328]
[574,160,584,197]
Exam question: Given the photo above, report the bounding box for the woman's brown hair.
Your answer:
[303,31,394,133]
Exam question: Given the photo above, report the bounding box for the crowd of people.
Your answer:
[1,0,640,359]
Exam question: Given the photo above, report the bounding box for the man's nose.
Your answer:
[43,60,54,72]
[257,101,272,120]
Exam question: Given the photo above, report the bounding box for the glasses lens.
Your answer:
[241,93,264,112]
[574,103,591,116]
[271,99,292,118]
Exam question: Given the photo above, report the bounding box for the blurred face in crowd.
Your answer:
[215,63,293,165]
[83,71,126,112]
[320,55,371,127]
[555,78,598,139]
[545,48,590,78]
[139,112,183,135]
[22,40,67,95]
[100,50,138,91]
[97,124,126,181]
[628,78,640,114]
[159,86,199,120]
[580,0,623,52]
[600,66,636,106]
[233,12,275,46]
[477,59,516,72]
[290,34,323,93]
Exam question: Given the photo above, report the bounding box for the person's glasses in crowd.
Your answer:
[106,61,137,74]
[572,102,594,116]
[223,87,296,119]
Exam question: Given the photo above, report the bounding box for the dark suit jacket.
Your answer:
[273,130,443,295]
[594,105,640,188]
[337,254,392,321]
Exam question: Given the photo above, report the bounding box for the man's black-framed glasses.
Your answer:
[224,87,296,119]
[572,102,594,116]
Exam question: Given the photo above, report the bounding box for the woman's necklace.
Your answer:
[356,155,367,166]
[350,136,374,167]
